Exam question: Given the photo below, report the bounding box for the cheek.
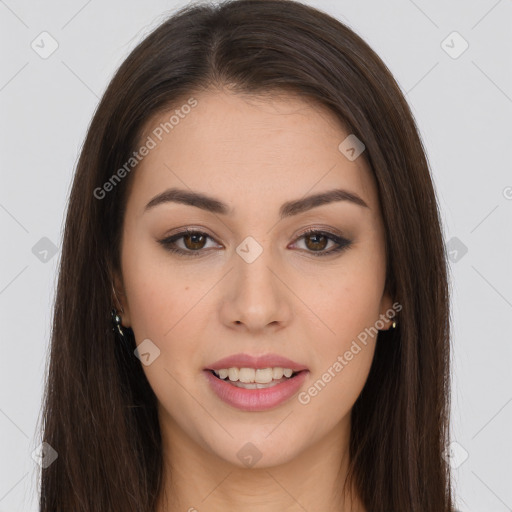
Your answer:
[121,247,204,409]
[295,254,385,346]
[121,239,219,384]
[294,280,380,423]
[120,237,186,358]
[292,254,384,403]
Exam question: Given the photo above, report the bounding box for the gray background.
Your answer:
[1,0,511,510]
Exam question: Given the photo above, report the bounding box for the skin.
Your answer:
[113,88,394,511]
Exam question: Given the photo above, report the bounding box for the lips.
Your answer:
[204,353,309,372]
[203,367,309,411]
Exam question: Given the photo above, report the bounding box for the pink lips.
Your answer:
[203,352,309,412]
[203,368,309,412]
[204,353,309,372]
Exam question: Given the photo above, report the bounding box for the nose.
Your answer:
[219,240,293,333]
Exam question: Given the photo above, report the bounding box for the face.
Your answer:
[114,89,394,469]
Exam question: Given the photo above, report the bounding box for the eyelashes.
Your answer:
[158,228,352,258]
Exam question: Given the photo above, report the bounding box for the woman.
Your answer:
[38,0,454,510]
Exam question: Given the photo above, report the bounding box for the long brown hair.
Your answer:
[38,0,454,510]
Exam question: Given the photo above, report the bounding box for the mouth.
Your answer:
[203,367,310,411]
[207,368,307,389]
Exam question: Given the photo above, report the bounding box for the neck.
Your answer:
[155,409,366,512]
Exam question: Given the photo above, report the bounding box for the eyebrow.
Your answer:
[144,186,369,219]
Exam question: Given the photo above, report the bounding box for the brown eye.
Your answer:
[159,229,218,256]
[292,229,352,257]
[303,232,329,251]
[182,232,207,250]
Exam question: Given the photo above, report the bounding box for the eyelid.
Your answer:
[160,223,346,240]
[292,224,347,240]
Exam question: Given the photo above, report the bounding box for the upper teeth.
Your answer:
[212,367,295,383]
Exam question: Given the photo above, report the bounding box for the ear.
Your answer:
[112,270,131,327]
[378,289,395,330]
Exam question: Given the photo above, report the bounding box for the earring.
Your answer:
[391,320,397,329]
[111,308,132,349]
[111,281,131,344]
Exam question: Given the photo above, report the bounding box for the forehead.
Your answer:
[127,89,379,215]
